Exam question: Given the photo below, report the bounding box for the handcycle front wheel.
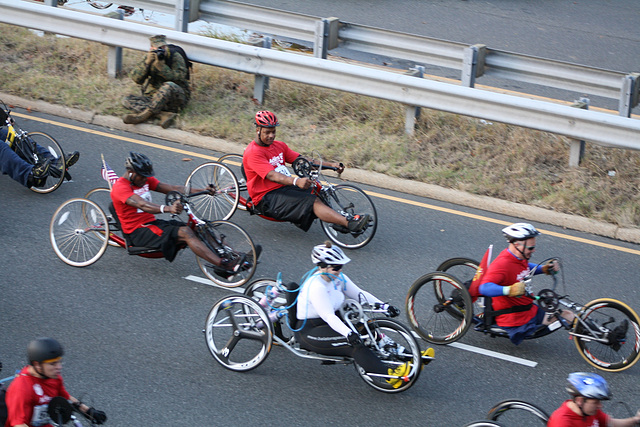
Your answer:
[204,294,273,372]
[355,318,423,393]
[185,161,239,221]
[573,298,640,372]
[217,153,249,211]
[49,198,109,267]
[84,188,123,247]
[486,399,550,425]
[196,220,258,288]
[464,422,507,427]
[405,271,474,344]
[19,132,65,194]
[320,184,377,249]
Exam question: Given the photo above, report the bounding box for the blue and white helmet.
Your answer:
[311,243,351,265]
[566,372,611,400]
[502,222,540,242]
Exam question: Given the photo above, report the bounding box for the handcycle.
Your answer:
[209,152,377,249]
[1,100,69,193]
[405,257,640,372]
[203,274,432,393]
[49,184,260,288]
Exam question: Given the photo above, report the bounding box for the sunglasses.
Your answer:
[328,264,343,271]
[519,244,536,250]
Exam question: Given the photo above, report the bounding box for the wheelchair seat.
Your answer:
[284,281,300,330]
[108,203,164,255]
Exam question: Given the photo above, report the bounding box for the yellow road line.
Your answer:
[16,111,640,255]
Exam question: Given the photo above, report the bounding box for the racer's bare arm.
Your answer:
[610,409,640,427]
[125,192,182,215]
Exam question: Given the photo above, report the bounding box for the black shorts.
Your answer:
[257,186,317,231]
[128,219,183,262]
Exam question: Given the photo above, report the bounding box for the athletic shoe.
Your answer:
[28,158,51,187]
[386,362,411,389]
[65,151,80,168]
[421,347,435,366]
[347,214,370,232]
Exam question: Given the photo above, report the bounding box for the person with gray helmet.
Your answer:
[548,372,640,426]
[122,34,190,128]
[4,338,107,427]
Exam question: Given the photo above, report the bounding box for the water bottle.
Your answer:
[256,309,285,329]
[258,286,279,309]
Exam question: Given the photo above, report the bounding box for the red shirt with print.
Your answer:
[242,140,300,205]
[547,400,609,427]
[110,176,160,234]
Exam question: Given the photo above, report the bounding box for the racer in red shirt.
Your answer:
[242,111,370,233]
[4,338,106,427]
[478,222,567,345]
[547,372,640,427]
[111,152,255,276]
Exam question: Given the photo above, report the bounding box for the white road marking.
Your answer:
[184,275,244,293]
[447,342,538,367]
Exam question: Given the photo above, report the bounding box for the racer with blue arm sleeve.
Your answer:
[294,242,431,388]
[478,223,572,345]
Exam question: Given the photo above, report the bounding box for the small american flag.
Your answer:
[101,161,119,186]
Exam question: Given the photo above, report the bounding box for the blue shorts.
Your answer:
[502,305,546,345]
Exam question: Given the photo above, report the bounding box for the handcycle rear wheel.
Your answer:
[185,162,239,221]
[204,294,273,372]
[486,399,550,426]
[436,257,485,315]
[195,220,258,288]
[405,271,474,344]
[464,422,506,427]
[573,298,640,372]
[243,278,292,342]
[217,153,249,211]
[355,318,422,393]
[319,184,377,249]
[16,132,65,194]
[50,198,109,267]
[84,188,122,247]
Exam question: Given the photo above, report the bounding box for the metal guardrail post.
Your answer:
[253,37,271,105]
[43,0,57,6]
[461,44,486,88]
[107,10,124,79]
[175,0,190,32]
[314,17,338,59]
[569,97,589,167]
[618,73,639,118]
[405,66,424,135]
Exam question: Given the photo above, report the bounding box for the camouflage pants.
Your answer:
[122,82,189,114]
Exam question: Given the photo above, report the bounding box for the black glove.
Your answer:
[86,407,107,425]
[347,332,362,347]
[386,305,401,318]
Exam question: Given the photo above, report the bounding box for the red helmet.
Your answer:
[255,110,279,128]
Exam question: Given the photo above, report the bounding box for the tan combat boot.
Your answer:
[122,108,154,125]
[157,111,177,129]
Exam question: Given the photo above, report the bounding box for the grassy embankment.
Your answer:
[0,23,638,229]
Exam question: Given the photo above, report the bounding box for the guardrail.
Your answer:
[3,1,640,149]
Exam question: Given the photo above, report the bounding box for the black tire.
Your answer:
[50,198,109,267]
[573,298,640,372]
[84,188,122,247]
[405,271,473,344]
[15,132,65,194]
[355,319,423,393]
[464,422,507,427]
[487,399,550,425]
[217,153,249,211]
[204,295,273,372]
[436,257,485,315]
[185,162,239,221]
[86,1,113,9]
[319,184,377,249]
[195,221,258,288]
[243,278,292,342]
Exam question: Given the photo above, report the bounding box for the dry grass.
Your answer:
[1,24,639,228]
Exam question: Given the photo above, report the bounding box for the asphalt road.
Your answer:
[1,109,639,426]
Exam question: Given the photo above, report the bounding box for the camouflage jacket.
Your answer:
[130,49,191,98]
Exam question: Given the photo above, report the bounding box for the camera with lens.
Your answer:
[153,48,166,61]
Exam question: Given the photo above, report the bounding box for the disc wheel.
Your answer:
[204,295,273,371]
[196,221,258,288]
[405,271,473,344]
[217,154,249,211]
[573,298,640,372]
[185,162,239,221]
[320,184,377,249]
[50,198,109,267]
[487,399,550,426]
[355,319,422,393]
[84,188,122,247]
[17,132,66,194]
[244,278,292,342]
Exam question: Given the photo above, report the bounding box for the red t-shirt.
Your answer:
[242,140,300,205]
[547,400,609,427]
[110,176,160,234]
[5,367,70,427]
[480,248,537,327]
